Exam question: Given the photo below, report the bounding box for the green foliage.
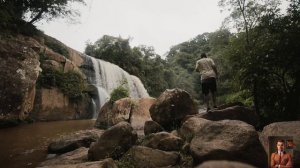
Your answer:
[115,153,135,168]
[225,90,253,106]
[109,81,130,103]
[85,35,143,77]
[166,30,232,99]
[0,0,85,24]
[59,71,84,99]
[0,0,85,36]
[219,0,300,125]
[37,69,84,99]
[44,36,69,58]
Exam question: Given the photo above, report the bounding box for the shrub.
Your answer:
[225,90,254,107]
[58,71,84,99]
[44,36,69,58]
[110,80,130,103]
[37,69,84,100]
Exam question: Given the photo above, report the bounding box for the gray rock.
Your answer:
[144,120,164,136]
[95,97,156,130]
[0,37,40,124]
[216,102,244,110]
[142,132,184,151]
[124,146,180,168]
[48,129,104,154]
[259,121,300,167]
[40,147,89,166]
[38,158,117,168]
[88,122,137,161]
[199,105,259,127]
[195,160,257,168]
[150,88,197,131]
[190,120,267,167]
[179,117,211,142]
[95,99,131,129]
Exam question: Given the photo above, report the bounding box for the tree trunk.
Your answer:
[28,8,45,24]
[253,78,260,115]
[285,73,300,120]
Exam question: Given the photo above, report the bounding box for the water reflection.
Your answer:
[0,120,95,168]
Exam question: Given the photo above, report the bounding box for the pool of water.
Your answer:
[0,120,95,168]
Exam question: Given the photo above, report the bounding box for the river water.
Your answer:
[0,120,95,168]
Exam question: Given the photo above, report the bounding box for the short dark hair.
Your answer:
[277,139,285,144]
[201,53,207,58]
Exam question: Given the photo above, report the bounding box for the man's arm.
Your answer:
[212,65,218,78]
[281,153,293,168]
[270,153,277,168]
[194,61,199,72]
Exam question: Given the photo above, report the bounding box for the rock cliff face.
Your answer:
[0,35,41,126]
[0,34,92,126]
[32,88,93,121]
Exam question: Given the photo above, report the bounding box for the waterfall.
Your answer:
[81,54,149,118]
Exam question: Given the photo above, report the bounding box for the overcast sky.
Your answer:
[36,0,285,56]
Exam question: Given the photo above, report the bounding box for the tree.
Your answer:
[0,0,85,24]
[221,0,300,125]
[219,0,280,45]
[218,0,281,114]
[166,30,232,100]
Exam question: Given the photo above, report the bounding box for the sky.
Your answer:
[36,0,227,56]
[35,0,286,56]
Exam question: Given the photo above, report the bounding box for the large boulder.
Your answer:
[144,120,164,136]
[39,147,117,168]
[95,97,156,130]
[0,36,41,126]
[88,122,137,161]
[142,132,184,151]
[48,129,104,154]
[150,88,197,130]
[130,97,156,130]
[190,120,267,167]
[95,98,132,129]
[259,121,300,167]
[216,102,244,110]
[39,160,117,168]
[179,117,211,142]
[196,160,257,168]
[199,105,259,127]
[123,146,180,168]
[39,147,89,166]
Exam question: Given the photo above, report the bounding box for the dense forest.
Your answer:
[1,0,299,126]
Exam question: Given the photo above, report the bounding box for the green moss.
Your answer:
[36,69,84,100]
[44,36,69,58]
[115,153,136,168]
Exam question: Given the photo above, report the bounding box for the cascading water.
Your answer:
[81,54,149,118]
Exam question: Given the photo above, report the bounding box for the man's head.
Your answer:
[201,53,207,58]
[276,139,285,152]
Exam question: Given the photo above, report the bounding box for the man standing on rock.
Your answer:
[195,53,218,112]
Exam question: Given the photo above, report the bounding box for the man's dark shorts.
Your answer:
[201,77,217,95]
